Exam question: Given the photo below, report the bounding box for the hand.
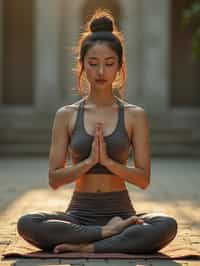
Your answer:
[88,123,99,165]
[88,122,110,166]
[97,122,110,166]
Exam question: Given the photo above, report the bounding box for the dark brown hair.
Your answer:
[74,9,127,99]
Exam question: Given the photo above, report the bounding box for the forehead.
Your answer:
[85,42,118,59]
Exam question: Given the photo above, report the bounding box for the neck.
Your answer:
[86,90,117,107]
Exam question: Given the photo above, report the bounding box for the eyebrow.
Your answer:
[87,56,117,60]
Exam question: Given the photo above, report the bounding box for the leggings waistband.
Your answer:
[65,189,136,215]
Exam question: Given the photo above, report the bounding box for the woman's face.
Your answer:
[83,42,120,90]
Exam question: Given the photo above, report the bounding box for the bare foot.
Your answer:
[106,216,124,226]
[53,243,94,254]
[105,216,144,235]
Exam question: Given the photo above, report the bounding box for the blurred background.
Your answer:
[0,0,200,157]
[0,4,199,259]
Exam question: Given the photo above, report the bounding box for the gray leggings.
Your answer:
[17,190,177,254]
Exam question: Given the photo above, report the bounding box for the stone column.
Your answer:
[140,0,170,114]
[61,0,85,105]
[0,0,3,104]
[34,0,63,111]
[121,0,141,104]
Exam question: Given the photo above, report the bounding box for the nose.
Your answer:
[98,65,104,76]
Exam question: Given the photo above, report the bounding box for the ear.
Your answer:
[117,67,121,76]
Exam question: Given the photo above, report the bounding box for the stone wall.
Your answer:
[0,0,200,156]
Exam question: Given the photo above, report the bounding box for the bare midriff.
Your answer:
[75,174,127,193]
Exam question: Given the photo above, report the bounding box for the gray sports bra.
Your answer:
[69,97,131,174]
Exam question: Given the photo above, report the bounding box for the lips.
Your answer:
[95,79,107,82]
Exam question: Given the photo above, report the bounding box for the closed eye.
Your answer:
[89,63,114,66]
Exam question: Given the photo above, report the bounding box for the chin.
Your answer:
[94,84,107,89]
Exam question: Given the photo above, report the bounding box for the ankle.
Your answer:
[101,225,116,238]
[81,243,94,253]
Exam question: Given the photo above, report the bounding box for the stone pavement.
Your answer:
[0,157,199,266]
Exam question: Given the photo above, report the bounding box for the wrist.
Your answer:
[101,158,113,167]
[85,157,96,168]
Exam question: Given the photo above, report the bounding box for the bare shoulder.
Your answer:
[54,98,85,123]
[118,98,147,123]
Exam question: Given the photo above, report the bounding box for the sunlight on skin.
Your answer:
[53,216,144,254]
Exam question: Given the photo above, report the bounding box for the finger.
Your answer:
[95,125,100,147]
[98,123,103,131]
[94,128,98,139]
[96,132,99,147]
[95,125,101,144]
[98,124,104,139]
[96,123,104,145]
[136,219,144,224]
[95,124,101,136]
[94,136,98,148]
[131,216,144,224]
[96,122,103,130]
[95,125,99,139]
[53,244,68,254]
[96,122,102,128]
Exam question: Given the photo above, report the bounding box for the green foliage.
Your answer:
[182,1,200,60]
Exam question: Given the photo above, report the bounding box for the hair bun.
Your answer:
[90,16,113,33]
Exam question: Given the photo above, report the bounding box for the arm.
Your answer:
[48,106,95,190]
[102,107,151,190]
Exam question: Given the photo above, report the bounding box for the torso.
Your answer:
[66,97,136,193]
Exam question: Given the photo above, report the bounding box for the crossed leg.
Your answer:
[54,213,178,254]
[53,216,144,253]
[17,211,143,252]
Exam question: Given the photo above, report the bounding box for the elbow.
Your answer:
[141,180,150,190]
[48,171,59,190]
[140,172,150,190]
[49,178,58,190]
[49,180,58,190]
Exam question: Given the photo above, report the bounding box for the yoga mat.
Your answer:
[2,235,200,260]
[1,190,200,260]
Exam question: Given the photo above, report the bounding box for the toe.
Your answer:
[136,218,144,224]
[53,244,68,254]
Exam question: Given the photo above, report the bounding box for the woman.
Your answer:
[17,9,177,254]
